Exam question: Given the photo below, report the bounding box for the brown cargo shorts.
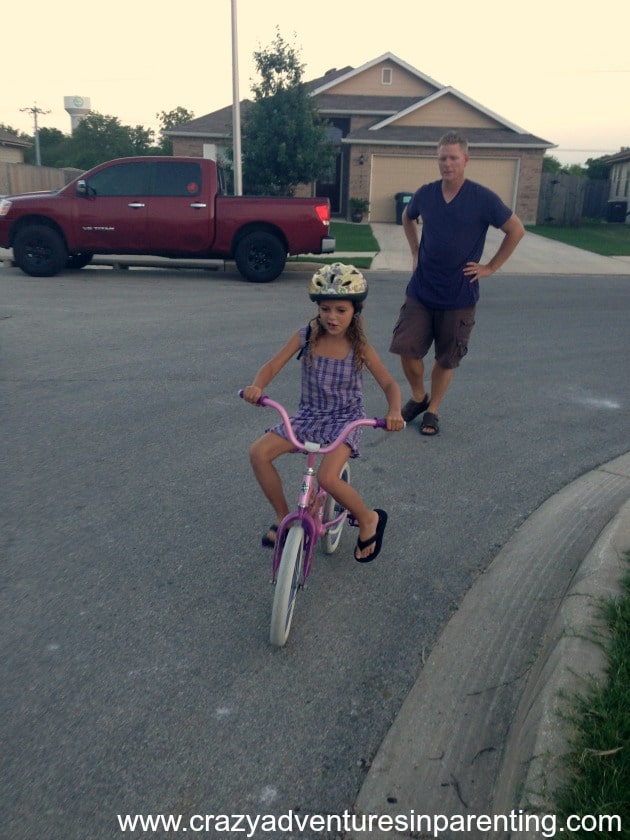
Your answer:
[389,296,476,369]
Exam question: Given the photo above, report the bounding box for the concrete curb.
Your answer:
[493,495,630,833]
[348,452,630,840]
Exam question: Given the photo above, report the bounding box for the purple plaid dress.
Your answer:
[269,325,365,457]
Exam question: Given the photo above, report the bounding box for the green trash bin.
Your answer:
[395,192,413,225]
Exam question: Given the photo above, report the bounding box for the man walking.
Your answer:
[390,131,525,436]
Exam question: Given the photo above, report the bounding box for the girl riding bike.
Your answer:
[242,264,404,562]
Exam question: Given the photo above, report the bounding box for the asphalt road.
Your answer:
[1,262,629,839]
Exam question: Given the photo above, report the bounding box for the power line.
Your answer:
[20,103,51,166]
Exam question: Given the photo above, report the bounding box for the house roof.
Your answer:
[166,51,553,150]
[0,130,31,149]
[165,101,254,138]
[604,147,630,165]
[345,125,551,150]
[314,93,424,116]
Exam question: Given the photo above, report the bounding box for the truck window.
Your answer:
[217,165,227,196]
[150,161,202,197]
[86,161,152,196]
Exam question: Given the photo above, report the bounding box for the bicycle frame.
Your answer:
[240,391,386,583]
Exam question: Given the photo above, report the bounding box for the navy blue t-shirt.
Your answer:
[405,179,513,309]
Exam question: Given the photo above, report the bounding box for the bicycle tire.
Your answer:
[270,525,305,646]
[322,461,351,555]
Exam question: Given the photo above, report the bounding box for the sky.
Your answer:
[3,0,629,166]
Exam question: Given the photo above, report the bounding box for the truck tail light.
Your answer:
[315,203,330,225]
[0,199,13,217]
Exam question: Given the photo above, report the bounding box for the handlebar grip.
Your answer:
[374,418,387,429]
[239,389,269,406]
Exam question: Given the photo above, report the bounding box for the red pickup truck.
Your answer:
[0,156,335,283]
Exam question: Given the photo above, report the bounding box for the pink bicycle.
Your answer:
[240,392,386,646]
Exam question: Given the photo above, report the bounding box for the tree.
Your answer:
[542,154,563,174]
[0,123,30,140]
[155,107,195,155]
[128,125,156,156]
[542,153,605,179]
[63,113,137,169]
[241,28,334,195]
[584,155,611,181]
[3,107,197,170]
[25,127,71,167]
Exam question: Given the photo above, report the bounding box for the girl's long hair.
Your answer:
[306,301,368,370]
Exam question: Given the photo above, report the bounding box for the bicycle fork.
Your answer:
[271,455,319,586]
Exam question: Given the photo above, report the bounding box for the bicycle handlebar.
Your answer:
[239,390,386,453]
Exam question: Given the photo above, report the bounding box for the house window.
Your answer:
[381,67,392,85]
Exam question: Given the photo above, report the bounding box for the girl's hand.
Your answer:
[385,411,405,432]
[242,385,263,405]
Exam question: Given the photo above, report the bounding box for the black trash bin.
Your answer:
[606,200,628,223]
[395,191,413,225]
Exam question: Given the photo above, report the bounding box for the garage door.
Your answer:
[370,155,519,222]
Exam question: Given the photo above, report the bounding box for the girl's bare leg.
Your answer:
[317,446,380,560]
[249,432,295,530]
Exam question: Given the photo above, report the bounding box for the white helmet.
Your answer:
[309,263,368,303]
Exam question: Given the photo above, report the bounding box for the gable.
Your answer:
[391,92,504,129]
[329,59,439,99]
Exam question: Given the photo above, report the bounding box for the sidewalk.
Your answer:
[348,453,630,837]
[367,223,630,275]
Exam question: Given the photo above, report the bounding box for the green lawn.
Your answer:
[286,220,378,269]
[329,220,380,252]
[526,222,630,256]
[552,554,630,836]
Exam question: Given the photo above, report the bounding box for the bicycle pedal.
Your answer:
[347,515,359,527]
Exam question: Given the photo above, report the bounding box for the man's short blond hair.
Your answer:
[438,131,469,154]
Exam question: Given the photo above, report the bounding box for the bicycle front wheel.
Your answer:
[322,460,351,555]
[270,525,305,646]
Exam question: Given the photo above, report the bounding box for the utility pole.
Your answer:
[20,103,51,166]
[231,0,243,195]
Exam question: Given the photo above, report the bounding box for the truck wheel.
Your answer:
[234,231,286,283]
[66,252,94,270]
[13,225,68,277]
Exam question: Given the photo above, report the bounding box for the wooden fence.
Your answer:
[536,172,610,225]
[0,163,82,196]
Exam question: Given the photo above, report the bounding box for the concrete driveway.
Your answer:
[369,222,630,275]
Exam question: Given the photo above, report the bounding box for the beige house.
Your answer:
[0,130,30,164]
[167,52,554,224]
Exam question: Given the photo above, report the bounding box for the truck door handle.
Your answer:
[128,202,145,208]
[189,203,207,209]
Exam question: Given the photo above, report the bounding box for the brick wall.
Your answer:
[171,138,205,156]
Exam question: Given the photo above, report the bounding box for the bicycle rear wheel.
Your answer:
[270,524,305,646]
[322,461,351,555]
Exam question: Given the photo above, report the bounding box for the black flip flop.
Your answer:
[401,394,430,422]
[420,411,439,436]
[354,509,388,563]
